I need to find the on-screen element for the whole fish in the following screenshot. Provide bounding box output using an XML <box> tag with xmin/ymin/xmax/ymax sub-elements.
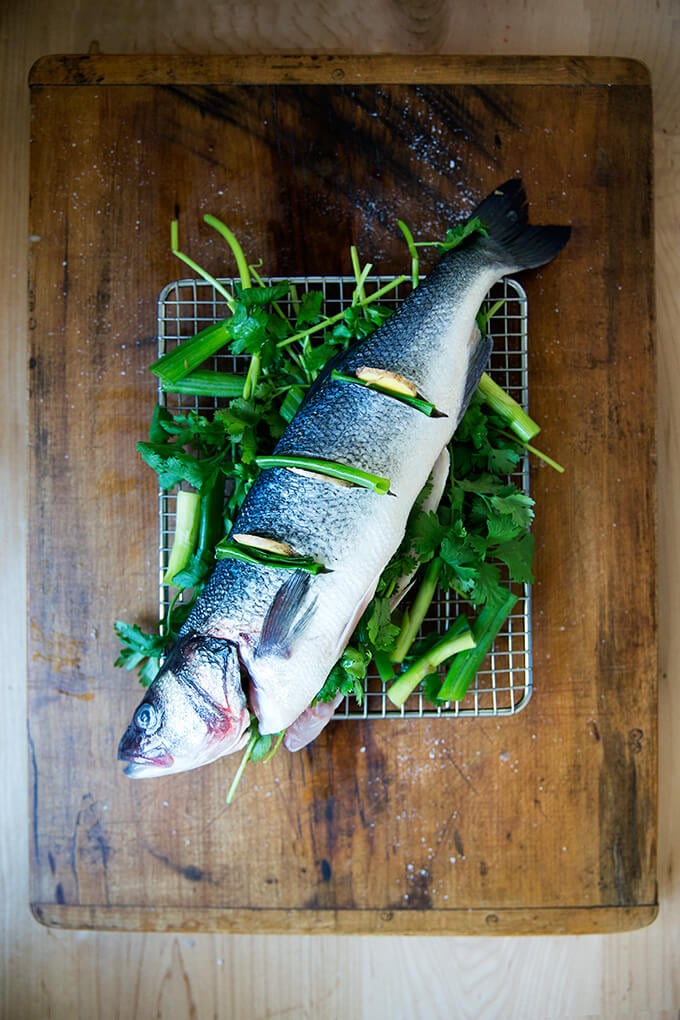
<box><xmin>118</xmin><ymin>179</ymin><xmax>570</xmax><ymax>778</ymax></box>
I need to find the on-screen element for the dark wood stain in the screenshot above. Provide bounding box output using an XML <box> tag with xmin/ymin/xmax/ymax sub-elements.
<box><xmin>146</xmin><ymin>846</ymin><xmax>214</xmax><ymax>885</ymax></box>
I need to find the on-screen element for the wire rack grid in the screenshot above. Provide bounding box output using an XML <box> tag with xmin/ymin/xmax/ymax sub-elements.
<box><xmin>156</xmin><ymin>274</ymin><xmax>533</xmax><ymax>720</ymax></box>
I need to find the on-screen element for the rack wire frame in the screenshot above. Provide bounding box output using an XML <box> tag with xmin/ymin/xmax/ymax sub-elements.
<box><xmin>156</xmin><ymin>275</ymin><xmax>533</xmax><ymax>720</ymax></box>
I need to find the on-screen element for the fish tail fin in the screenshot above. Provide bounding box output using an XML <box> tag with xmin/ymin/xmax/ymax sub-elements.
<box><xmin>473</xmin><ymin>178</ymin><xmax>571</xmax><ymax>271</ymax></box>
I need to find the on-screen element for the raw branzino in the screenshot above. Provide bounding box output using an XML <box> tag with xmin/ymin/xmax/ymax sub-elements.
<box><xmin>118</xmin><ymin>179</ymin><xmax>570</xmax><ymax>777</ymax></box>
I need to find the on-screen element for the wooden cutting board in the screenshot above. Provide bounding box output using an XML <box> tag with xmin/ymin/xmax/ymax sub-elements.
<box><xmin>27</xmin><ymin>54</ymin><xmax>657</xmax><ymax>935</ymax></box>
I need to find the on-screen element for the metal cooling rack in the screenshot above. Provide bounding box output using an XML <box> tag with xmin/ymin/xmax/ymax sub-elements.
<box><xmin>157</xmin><ymin>275</ymin><xmax>533</xmax><ymax>719</ymax></box>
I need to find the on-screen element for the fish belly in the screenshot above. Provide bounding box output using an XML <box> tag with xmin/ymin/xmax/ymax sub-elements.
<box><xmin>186</xmin><ymin>255</ymin><xmax>500</xmax><ymax>734</ymax></box>
<box><xmin>240</xmin><ymin>389</ymin><xmax>460</xmax><ymax>733</ymax></box>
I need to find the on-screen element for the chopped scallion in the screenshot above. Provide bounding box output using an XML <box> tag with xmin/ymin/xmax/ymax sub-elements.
<box><xmin>436</xmin><ymin>589</ymin><xmax>518</xmax><ymax>703</ymax></box>
<box><xmin>161</xmin><ymin>369</ymin><xmax>244</xmax><ymax>397</ymax></box>
<box><xmin>330</xmin><ymin>369</ymin><xmax>442</xmax><ymax>418</ymax></box>
<box><xmin>477</xmin><ymin>372</ymin><xmax>541</xmax><ymax>443</ymax></box>
<box><xmin>255</xmin><ymin>454</ymin><xmax>391</xmax><ymax>495</ymax></box>
<box><xmin>164</xmin><ymin>489</ymin><xmax>201</xmax><ymax>585</ymax></box>
<box><xmin>390</xmin><ymin>556</ymin><xmax>443</xmax><ymax>664</ymax></box>
<box><xmin>150</xmin><ymin>319</ymin><xmax>231</xmax><ymax>385</ymax></box>
<box><xmin>387</xmin><ymin>615</ymin><xmax>476</xmax><ymax>708</ymax></box>
<box><xmin>215</xmin><ymin>539</ymin><xmax>328</xmax><ymax>575</ymax></box>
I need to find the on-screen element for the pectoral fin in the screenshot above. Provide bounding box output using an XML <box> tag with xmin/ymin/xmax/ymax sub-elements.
<box><xmin>256</xmin><ymin>570</ymin><xmax>317</xmax><ymax>660</ymax></box>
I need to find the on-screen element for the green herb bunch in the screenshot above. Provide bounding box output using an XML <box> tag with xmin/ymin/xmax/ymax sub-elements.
<box><xmin>115</xmin><ymin>213</ymin><xmax>561</xmax><ymax>745</ymax></box>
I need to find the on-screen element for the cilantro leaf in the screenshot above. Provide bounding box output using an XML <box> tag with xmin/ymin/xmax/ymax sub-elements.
<box><xmin>422</xmin><ymin>672</ymin><xmax>444</xmax><ymax>705</ymax></box>
<box><xmin>236</xmin><ymin>280</ymin><xmax>291</xmax><ymax>307</ymax></box>
<box><xmin>315</xmin><ymin>645</ymin><xmax>369</xmax><ymax>704</ymax></box>
<box><xmin>250</xmin><ymin>732</ymin><xmax>274</xmax><ymax>762</ymax></box>
<box><xmin>439</xmin><ymin>531</ymin><xmax>481</xmax><ymax>595</ymax></box>
<box><xmin>486</xmin><ymin>443</ymin><xmax>522</xmax><ymax>475</ymax></box>
<box><xmin>494</xmin><ymin>532</ymin><xmax>535</xmax><ymax>584</ymax></box>
<box><xmin>489</xmin><ymin>490</ymin><xmax>535</xmax><ymax>530</ymax></box>
<box><xmin>229</xmin><ymin>304</ymin><xmax>271</xmax><ymax>355</ymax></box>
<box><xmin>454</xmin><ymin>401</ymin><xmax>489</xmax><ymax>449</ymax></box>
<box><xmin>149</xmin><ymin>403</ymin><xmax>174</xmax><ymax>443</ymax></box>
<box><xmin>437</xmin><ymin>216</ymin><xmax>488</xmax><ymax>253</ymax></box>
<box><xmin>135</xmin><ymin>442</ymin><xmax>224</xmax><ymax>492</ymax></box>
<box><xmin>365</xmin><ymin>596</ymin><xmax>400</xmax><ymax>652</ymax></box>
<box><xmin>411</xmin><ymin>509</ymin><xmax>447</xmax><ymax>561</ymax></box>
<box><xmin>296</xmin><ymin>289</ymin><xmax>324</xmax><ymax>326</ymax></box>
<box><xmin>113</xmin><ymin>621</ymin><xmax>167</xmax><ymax>687</ymax></box>
<box><xmin>469</xmin><ymin>560</ymin><xmax>504</xmax><ymax>606</ymax></box>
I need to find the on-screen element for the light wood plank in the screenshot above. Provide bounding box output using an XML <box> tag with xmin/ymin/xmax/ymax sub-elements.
<box><xmin>27</xmin><ymin>52</ymin><xmax>650</xmax><ymax>85</ymax></box>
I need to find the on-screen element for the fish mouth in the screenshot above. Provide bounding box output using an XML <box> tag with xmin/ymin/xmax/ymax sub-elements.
<box><xmin>122</xmin><ymin>761</ymin><xmax>168</xmax><ymax>778</ymax></box>
<box><xmin>117</xmin><ymin>746</ymin><xmax>175</xmax><ymax>776</ymax></box>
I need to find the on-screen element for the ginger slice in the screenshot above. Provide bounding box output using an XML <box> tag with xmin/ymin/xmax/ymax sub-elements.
<box><xmin>356</xmin><ymin>365</ymin><xmax>418</xmax><ymax>397</ymax></box>
<box><xmin>287</xmin><ymin>466</ymin><xmax>354</xmax><ymax>487</ymax></box>
<box><xmin>232</xmin><ymin>533</ymin><xmax>297</xmax><ymax>557</ymax></box>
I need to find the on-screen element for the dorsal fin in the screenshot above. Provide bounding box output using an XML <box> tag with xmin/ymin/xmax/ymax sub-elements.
<box><xmin>458</xmin><ymin>328</ymin><xmax>493</xmax><ymax>425</ymax></box>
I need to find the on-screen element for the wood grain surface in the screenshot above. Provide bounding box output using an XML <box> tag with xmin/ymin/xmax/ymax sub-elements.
<box><xmin>26</xmin><ymin>54</ymin><xmax>656</xmax><ymax>938</ymax></box>
<box><xmin>3</xmin><ymin>2</ymin><xmax>680</xmax><ymax>1018</ymax></box>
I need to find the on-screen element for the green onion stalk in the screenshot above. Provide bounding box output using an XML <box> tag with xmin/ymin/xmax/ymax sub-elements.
<box><xmin>477</xmin><ymin>372</ymin><xmax>541</xmax><ymax>444</ymax></box>
<box><xmin>276</xmin><ymin>277</ymin><xmax>407</xmax><ymax>351</ymax></box>
<box><xmin>150</xmin><ymin>319</ymin><xmax>232</xmax><ymax>386</ymax></box>
<box><xmin>215</xmin><ymin>539</ymin><xmax>327</xmax><ymax>575</ymax></box>
<box><xmin>387</xmin><ymin>615</ymin><xmax>476</xmax><ymax>708</ymax></box>
<box><xmin>390</xmin><ymin>556</ymin><xmax>443</xmax><ymax>664</ymax></box>
<box><xmin>255</xmin><ymin>454</ymin><xmax>391</xmax><ymax>495</ymax></box>
<box><xmin>437</xmin><ymin>589</ymin><xmax>518</xmax><ymax>703</ymax></box>
<box><xmin>161</xmin><ymin>369</ymin><xmax>244</xmax><ymax>398</ymax></box>
<box><xmin>330</xmin><ymin>370</ymin><xmax>440</xmax><ymax>417</ymax></box>
<box><xmin>202</xmin><ymin>214</ymin><xmax>262</xmax><ymax>401</ymax></box>
<box><xmin>163</xmin><ymin>489</ymin><xmax>201</xmax><ymax>585</ymax></box>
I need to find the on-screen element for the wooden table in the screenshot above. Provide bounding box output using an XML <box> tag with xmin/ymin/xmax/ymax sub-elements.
<box><xmin>27</xmin><ymin>54</ymin><xmax>657</xmax><ymax>935</ymax></box>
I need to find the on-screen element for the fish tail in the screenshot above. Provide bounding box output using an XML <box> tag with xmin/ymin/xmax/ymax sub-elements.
<box><xmin>473</xmin><ymin>178</ymin><xmax>571</xmax><ymax>271</ymax></box>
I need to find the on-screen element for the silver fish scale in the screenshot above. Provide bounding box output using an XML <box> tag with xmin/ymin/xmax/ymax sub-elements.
<box><xmin>339</xmin><ymin>247</ymin><xmax>491</xmax><ymax>394</ymax></box>
<box><xmin>234</xmin><ymin>467</ymin><xmax>380</xmax><ymax>565</ymax></box>
<box><xmin>272</xmin><ymin>377</ymin><xmax>423</xmax><ymax>479</ymax></box>
<box><xmin>157</xmin><ymin>275</ymin><xmax>533</xmax><ymax>721</ymax></box>
<box><xmin>178</xmin><ymin>555</ymin><xmax>282</xmax><ymax>644</ymax></box>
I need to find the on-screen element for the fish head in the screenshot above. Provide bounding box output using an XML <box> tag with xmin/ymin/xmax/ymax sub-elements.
<box><xmin>118</xmin><ymin>634</ymin><xmax>251</xmax><ymax>778</ymax></box>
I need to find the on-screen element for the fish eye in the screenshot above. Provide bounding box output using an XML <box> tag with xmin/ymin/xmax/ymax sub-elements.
<box><xmin>134</xmin><ymin>703</ymin><xmax>160</xmax><ymax>734</ymax></box>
